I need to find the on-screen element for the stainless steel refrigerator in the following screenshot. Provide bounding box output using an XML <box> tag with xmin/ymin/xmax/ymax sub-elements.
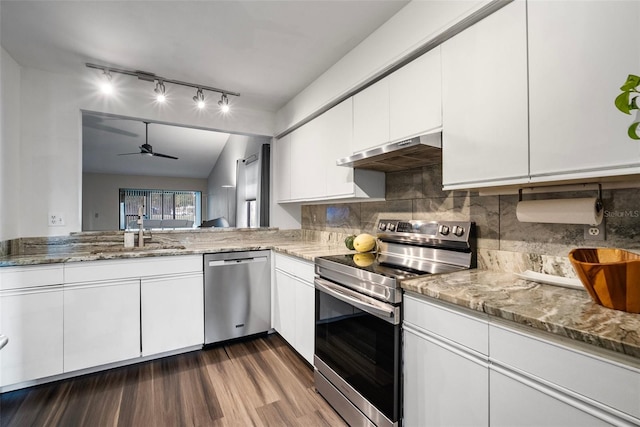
<box><xmin>235</xmin><ymin>144</ymin><xmax>270</xmax><ymax>228</ymax></box>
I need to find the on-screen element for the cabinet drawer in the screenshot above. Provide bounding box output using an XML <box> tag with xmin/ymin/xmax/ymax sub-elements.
<box><xmin>64</xmin><ymin>255</ymin><xmax>202</xmax><ymax>283</ymax></box>
<box><xmin>274</xmin><ymin>253</ymin><xmax>314</xmax><ymax>282</ymax></box>
<box><xmin>490</xmin><ymin>323</ymin><xmax>640</xmax><ymax>420</ymax></box>
<box><xmin>0</xmin><ymin>264</ymin><xmax>64</xmax><ymax>290</ymax></box>
<box><xmin>404</xmin><ymin>293</ymin><xmax>488</xmax><ymax>355</ymax></box>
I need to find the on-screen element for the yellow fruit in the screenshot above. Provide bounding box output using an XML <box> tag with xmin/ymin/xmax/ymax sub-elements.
<box><xmin>353</xmin><ymin>252</ymin><xmax>376</xmax><ymax>267</ymax></box>
<box><xmin>353</xmin><ymin>233</ymin><xmax>376</xmax><ymax>253</ymax></box>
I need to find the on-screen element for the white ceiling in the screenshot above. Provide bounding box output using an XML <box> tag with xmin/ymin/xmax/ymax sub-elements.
<box><xmin>0</xmin><ymin>0</ymin><xmax>409</xmax><ymax>112</ymax></box>
<box><xmin>2</xmin><ymin>0</ymin><xmax>408</xmax><ymax>178</ymax></box>
<box><xmin>82</xmin><ymin>112</ymin><xmax>232</xmax><ymax>178</ymax></box>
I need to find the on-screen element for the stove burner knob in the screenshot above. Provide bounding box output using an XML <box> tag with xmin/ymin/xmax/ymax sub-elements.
<box><xmin>452</xmin><ymin>225</ymin><xmax>465</xmax><ymax>237</ymax></box>
<box><xmin>379</xmin><ymin>222</ymin><xmax>387</xmax><ymax>231</ymax></box>
<box><xmin>387</xmin><ymin>222</ymin><xmax>396</xmax><ymax>232</ymax></box>
<box><xmin>438</xmin><ymin>225</ymin><xmax>450</xmax><ymax>235</ymax></box>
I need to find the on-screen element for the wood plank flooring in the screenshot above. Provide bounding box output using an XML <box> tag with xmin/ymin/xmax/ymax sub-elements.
<box><xmin>0</xmin><ymin>333</ymin><xmax>347</xmax><ymax>427</ymax></box>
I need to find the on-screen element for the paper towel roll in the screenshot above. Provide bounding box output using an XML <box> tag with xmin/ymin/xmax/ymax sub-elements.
<box><xmin>516</xmin><ymin>197</ymin><xmax>603</xmax><ymax>225</ymax></box>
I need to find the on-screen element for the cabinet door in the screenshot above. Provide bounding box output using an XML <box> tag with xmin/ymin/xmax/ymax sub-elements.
<box><xmin>290</xmin><ymin>120</ymin><xmax>325</xmax><ymax>200</ymax></box>
<box><xmin>0</xmin><ymin>286</ymin><xmax>63</xmax><ymax>387</ymax></box>
<box><xmin>323</xmin><ymin>98</ymin><xmax>356</xmax><ymax>198</ymax></box>
<box><xmin>490</xmin><ymin>369</ymin><xmax>608</xmax><ymax>426</ymax></box>
<box><xmin>403</xmin><ymin>325</ymin><xmax>488</xmax><ymax>427</ymax></box>
<box><xmin>274</xmin><ymin>134</ymin><xmax>291</xmax><ymax>202</ymax></box>
<box><xmin>442</xmin><ymin>0</ymin><xmax>529</xmax><ymax>189</ymax></box>
<box><xmin>141</xmin><ymin>273</ymin><xmax>204</xmax><ymax>356</ymax></box>
<box><xmin>64</xmin><ymin>280</ymin><xmax>140</xmax><ymax>372</ymax></box>
<box><xmin>528</xmin><ymin>1</ymin><xmax>640</xmax><ymax>180</ymax></box>
<box><xmin>294</xmin><ymin>277</ymin><xmax>315</xmax><ymax>365</ymax></box>
<box><xmin>272</xmin><ymin>270</ymin><xmax>296</xmax><ymax>346</ymax></box>
<box><xmin>353</xmin><ymin>78</ymin><xmax>390</xmax><ymax>153</ymax></box>
<box><xmin>390</xmin><ymin>47</ymin><xmax>442</xmax><ymax>141</ymax></box>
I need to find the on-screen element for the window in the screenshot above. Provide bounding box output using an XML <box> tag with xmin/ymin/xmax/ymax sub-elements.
<box><xmin>119</xmin><ymin>189</ymin><xmax>201</xmax><ymax>230</ymax></box>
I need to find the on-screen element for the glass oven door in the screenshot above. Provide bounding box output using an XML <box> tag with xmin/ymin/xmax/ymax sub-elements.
<box><xmin>314</xmin><ymin>277</ymin><xmax>401</xmax><ymax>423</ymax></box>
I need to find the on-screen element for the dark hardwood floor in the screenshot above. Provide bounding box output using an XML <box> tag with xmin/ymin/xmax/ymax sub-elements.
<box><xmin>0</xmin><ymin>334</ymin><xmax>347</xmax><ymax>427</ymax></box>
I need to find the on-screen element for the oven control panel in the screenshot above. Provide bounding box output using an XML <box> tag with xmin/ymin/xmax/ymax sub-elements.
<box><xmin>377</xmin><ymin>219</ymin><xmax>474</xmax><ymax>243</ymax></box>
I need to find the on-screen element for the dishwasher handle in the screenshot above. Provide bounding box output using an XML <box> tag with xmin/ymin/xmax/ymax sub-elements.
<box><xmin>208</xmin><ymin>256</ymin><xmax>269</xmax><ymax>267</ymax></box>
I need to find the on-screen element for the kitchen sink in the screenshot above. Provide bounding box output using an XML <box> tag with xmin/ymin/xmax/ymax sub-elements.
<box><xmin>89</xmin><ymin>244</ymin><xmax>186</xmax><ymax>254</ymax></box>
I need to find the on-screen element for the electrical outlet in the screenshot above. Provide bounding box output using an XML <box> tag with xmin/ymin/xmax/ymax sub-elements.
<box><xmin>584</xmin><ymin>222</ymin><xmax>605</xmax><ymax>241</ymax></box>
<box><xmin>48</xmin><ymin>213</ymin><xmax>65</xmax><ymax>226</ymax></box>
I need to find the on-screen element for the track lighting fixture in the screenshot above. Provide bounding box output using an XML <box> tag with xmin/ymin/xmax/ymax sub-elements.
<box><xmin>218</xmin><ymin>93</ymin><xmax>230</xmax><ymax>113</ymax></box>
<box><xmin>100</xmin><ymin>69</ymin><xmax>113</xmax><ymax>95</ymax></box>
<box><xmin>193</xmin><ymin>88</ymin><xmax>205</xmax><ymax>109</ymax></box>
<box><xmin>154</xmin><ymin>80</ymin><xmax>166</xmax><ymax>103</ymax></box>
<box><xmin>86</xmin><ymin>63</ymin><xmax>239</xmax><ymax>113</ymax></box>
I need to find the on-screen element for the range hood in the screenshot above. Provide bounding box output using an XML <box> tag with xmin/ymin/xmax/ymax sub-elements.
<box><xmin>337</xmin><ymin>130</ymin><xmax>442</xmax><ymax>172</ymax></box>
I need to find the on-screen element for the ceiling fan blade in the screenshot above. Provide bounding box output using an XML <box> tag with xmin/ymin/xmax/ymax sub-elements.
<box><xmin>152</xmin><ymin>152</ymin><xmax>179</xmax><ymax>160</ymax></box>
<box><xmin>118</xmin><ymin>152</ymin><xmax>142</xmax><ymax>156</ymax></box>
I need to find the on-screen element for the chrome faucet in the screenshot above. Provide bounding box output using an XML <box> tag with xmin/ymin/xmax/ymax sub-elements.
<box><xmin>137</xmin><ymin>205</ymin><xmax>144</xmax><ymax>247</ymax></box>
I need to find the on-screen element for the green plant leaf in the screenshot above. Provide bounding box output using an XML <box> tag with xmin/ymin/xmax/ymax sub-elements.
<box><xmin>615</xmin><ymin>91</ymin><xmax>632</xmax><ymax>114</ymax></box>
<box><xmin>620</xmin><ymin>74</ymin><xmax>640</xmax><ymax>91</ymax></box>
<box><xmin>631</xmin><ymin>96</ymin><xmax>639</xmax><ymax>110</ymax></box>
<box><xmin>628</xmin><ymin>122</ymin><xmax>640</xmax><ymax>140</ymax></box>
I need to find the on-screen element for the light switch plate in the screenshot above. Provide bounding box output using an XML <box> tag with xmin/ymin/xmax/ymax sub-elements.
<box><xmin>48</xmin><ymin>212</ymin><xmax>65</xmax><ymax>226</ymax></box>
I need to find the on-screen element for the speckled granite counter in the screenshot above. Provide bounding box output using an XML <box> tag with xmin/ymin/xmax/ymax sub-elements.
<box><xmin>0</xmin><ymin>229</ymin><xmax>352</xmax><ymax>267</ymax></box>
<box><xmin>402</xmin><ymin>269</ymin><xmax>640</xmax><ymax>361</ymax></box>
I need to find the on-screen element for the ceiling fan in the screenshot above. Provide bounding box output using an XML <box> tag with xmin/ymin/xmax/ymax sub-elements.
<box><xmin>118</xmin><ymin>121</ymin><xmax>178</xmax><ymax>160</ymax></box>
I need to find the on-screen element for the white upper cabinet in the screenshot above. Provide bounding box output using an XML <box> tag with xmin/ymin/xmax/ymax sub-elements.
<box><xmin>353</xmin><ymin>78</ymin><xmax>390</xmax><ymax>153</ymax></box>
<box><xmin>442</xmin><ymin>0</ymin><xmax>529</xmax><ymax>189</ymax></box>
<box><xmin>290</xmin><ymin>117</ymin><xmax>325</xmax><ymax>200</ymax></box>
<box><xmin>528</xmin><ymin>1</ymin><xmax>640</xmax><ymax>181</ymax></box>
<box><xmin>276</xmin><ymin>98</ymin><xmax>384</xmax><ymax>203</ymax></box>
<box><xmin>274</xmin><ymin>134</ymin><xmax>291</xmax><ymax>202</ymax></box>
<box><xmin>353</xmin><ymin>48</ymin><xmax>443</xmax><ymax>155</ymax></box>
<box><xmin>389</xmin><ymin>47</ymin><xmax>442</xmax><ymax>141</ymax></box>
<box><xmin>322</xmin><ymin>98</ymin><xmax>356</xmax><ymax>197</ymax></box>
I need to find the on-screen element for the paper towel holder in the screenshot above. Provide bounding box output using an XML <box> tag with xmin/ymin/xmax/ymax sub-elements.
<box><xmin>516</xmin><ymin>183</ymin><xmax>604</xmax><ymax>226</ymax></box>
<box><xmin>518</xmin><ymin>183</ymin><xmax>602</xmax><ymax>204</ymax></box>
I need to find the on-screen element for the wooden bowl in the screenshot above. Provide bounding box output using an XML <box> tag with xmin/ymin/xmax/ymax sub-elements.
<box><xmin>569</xmin><ymin>248</ymin><xmax>640</xmax><ymax>313</ymax></box>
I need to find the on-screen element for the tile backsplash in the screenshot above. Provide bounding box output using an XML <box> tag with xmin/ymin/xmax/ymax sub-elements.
<box><xmin>301</xmin><ymin>164</ymin><xmax>640</xmax><ymax>273</ymax></box>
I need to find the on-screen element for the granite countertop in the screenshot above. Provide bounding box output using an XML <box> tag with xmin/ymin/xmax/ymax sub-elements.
<box><xmin>0</xmin><ymin>239</ymin><xmax>352</xmax><ymax>267</ymax></box>
<box><xmin>402</xmin><ymin>269</ymin><xmax>640</xmax><ymax>361</ymax></box>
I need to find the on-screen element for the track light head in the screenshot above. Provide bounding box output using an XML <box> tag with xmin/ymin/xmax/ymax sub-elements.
<box><xmin>193</xmin><ymin>88</ymin><xmax>205</xmax><ymax>109</ymax></box>
<box><xmin>218</xmin><ymin>93</ymin><xmax>230</xmax><ymax>113</ymax></box>
<box><xmin>100</xmin><ymin>69</ymin><xmax>113</xmax><ymax>95</ymax></box>
<box><xmin>154</xmin><ymin>80</ymin><xmax>166</xmax><ymax>103</ymax></box>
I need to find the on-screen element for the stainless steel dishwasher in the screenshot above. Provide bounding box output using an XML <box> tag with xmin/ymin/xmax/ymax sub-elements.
<box><xmin>203</xmin><ymin>250</ymin><xmax>271</xmax><ymax>344</ymax></box>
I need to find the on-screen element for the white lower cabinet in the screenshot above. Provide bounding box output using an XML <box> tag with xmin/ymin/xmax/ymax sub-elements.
<box><xmin>272</xmin><ymin>253</ymin><xmax>315</xmax><ymax>364</ymax></box>
<box><xmin>0</xmin><ymin>285</ymin><xmax>64</xmax><ymax>387</ymax></box>
<box><xmin>403</xmin><ymin>293</ymin><xmax>489</xmax><ymax>427</ymax></box>
<box><xmin>141</xmin><ymin>273</ymin><xmax>204</xmax><ymax>356</ymax></box>
<box><xmin>63</xmin><ymin>279</ymin><xmax>141</xmax><ymax>372</ymax></box>
<box><xmin>403</xmin><ymin>295</ymin><xmax>640</xmax><ymax>427</ymax></box>
<box><xmin>489</xmin><ymin>369</ymin><xmax>607</xmax><ymax>427</ymax></box>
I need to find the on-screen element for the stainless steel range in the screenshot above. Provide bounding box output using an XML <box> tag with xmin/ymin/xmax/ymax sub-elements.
<box><xmin>314</xmin><ymin>219</ymin><xmax>476</xmax><ymax>427</ymax></box>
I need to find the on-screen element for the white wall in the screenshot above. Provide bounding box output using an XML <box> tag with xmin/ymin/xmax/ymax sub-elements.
<box><xmin>206</xmin><ymin>134</ymin><xmax>268</xmax><ymax>227</ymax></box>
<box><xmin>82</xmin><ymin>172</ymin><xmax>208</xmax><ymax>231</ymax></box>
<box><xmin>275</xmin><ymin>0</ymin><xmax>489</xmax><ymax>134</ymax></box>
<box><xmin>1</xmin><ymin>48</ymin><xmax>22</xmax><ymax>241</ymax></box>
<box><xmin>6</xmin><ymin>63</ymin><xmax>276</xmax><ymax>238</ymax></box>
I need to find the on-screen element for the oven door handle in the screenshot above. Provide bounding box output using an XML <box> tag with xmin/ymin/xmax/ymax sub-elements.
<box><xmin>314</xmin><ymin>277</ymin><xmax>400</xmax><ymax>325</ymax></box>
